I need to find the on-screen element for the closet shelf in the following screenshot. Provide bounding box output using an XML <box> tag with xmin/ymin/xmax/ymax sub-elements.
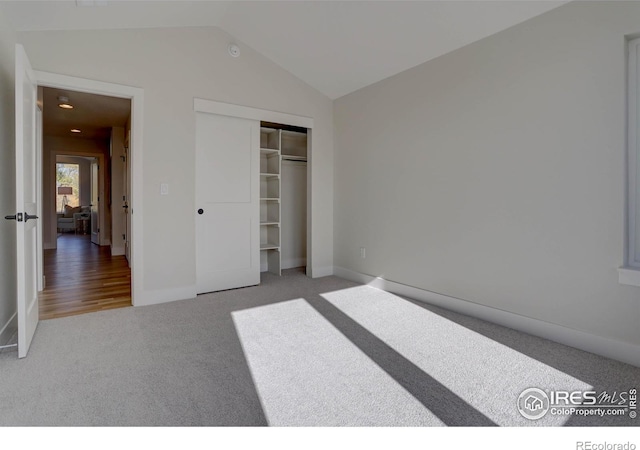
<box><xmin>260</xmin><ymin>148</ymin><xmax>279</xmax><ymax>154</ymax></box>
<box><xmin>260</xmin><ymin>221</ymin><xmax>280</xmax><ymax>226</ymax></box>
<box><xmin>260</xmin><ymin>173</ymin><xmax>280</xmax><ymax>178</ymax></box>
<box><xmin>281</xmin><ymin>155</ymin><xmax>307</xmax><ymax>162</ymax></box>
<box><xmin>260</xmin><ymin>198</ymin><xmax>280</xmax><ymax>202</ymax></box>
<box><xmin>260</xmin><ymin>243</ymin><xmax>280</xmax><ymax>251</ymax></box>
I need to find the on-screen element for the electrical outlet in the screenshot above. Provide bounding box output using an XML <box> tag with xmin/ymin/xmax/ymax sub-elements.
<box><xmin>160</xmin><ymin>183</ymin><xmax>169</xmax><ymax>195</ymax></box>
<box><xmin>360</xmin><ymin>247</ymin><xmax>366</xmax><ymax>259</ymax></box>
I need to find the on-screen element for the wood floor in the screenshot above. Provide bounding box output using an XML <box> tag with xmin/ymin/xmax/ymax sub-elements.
<box><xmin>39</xmin><ymin>234</ymin><xmax>131</xmax><ymax>320</ymax></box>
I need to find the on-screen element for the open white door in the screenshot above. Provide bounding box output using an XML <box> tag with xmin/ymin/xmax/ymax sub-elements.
<box><xmin>195</xmin><ymin>113</ymin><xmax>260</xmax><ymax>293</ymax></box>
<box><xmin>14</xmin><ymin>44</ymin><xmax>39</xmax><ymax>358</ymax></box>
<box><xmin>90</xmin><ymin>159</ymin><xmax>99</xmax><ymax>245</ymax></box>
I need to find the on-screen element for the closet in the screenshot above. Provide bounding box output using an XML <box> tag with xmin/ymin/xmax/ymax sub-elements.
<box><xmin>194</xmin><ymin>101</ymin><xmax>311</xmax><ymax>294</ymax></box>
<box><xmin>259</xmin><ymin>122</ymin><xmax>307</xmax><ymax>276</ymax></box>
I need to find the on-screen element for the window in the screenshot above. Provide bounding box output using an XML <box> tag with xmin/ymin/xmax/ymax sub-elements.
<box><xmin>621</xmin><ymin>37</ymin><xmax>640</xmax><ymax>286</ymax></box>
<box><xmin>56</xmin><ymin>163</ymin><xmax>80</xmax><ymax>213</ymax></box>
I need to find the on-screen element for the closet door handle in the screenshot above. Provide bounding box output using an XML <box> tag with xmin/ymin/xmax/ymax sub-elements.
<box><xmin>197</xmin><ymin>208</ymin><xmax>204</xmax><ymax>215</ymax></box>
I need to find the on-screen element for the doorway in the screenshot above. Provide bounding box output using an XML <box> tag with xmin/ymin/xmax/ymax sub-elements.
<box><xmin>38</xmin><ymin>84</ymin><xmax>134</xmax><ymax>318</ymax></box>
<box><xmin>11</xmin><ymin>48</ymin><xmax>144</xmax><ymax>357</ymax></box>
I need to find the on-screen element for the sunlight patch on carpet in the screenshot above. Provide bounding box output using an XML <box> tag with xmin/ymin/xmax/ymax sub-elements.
<box><xmin>321</xmin><ymin>286</ymin><xmax>591</xmax><ymax>426</ymax></box>
<box><xmin>232</xmin><ymin>298</ymin><xmax>444</xmax><ymax>426</ymax></box>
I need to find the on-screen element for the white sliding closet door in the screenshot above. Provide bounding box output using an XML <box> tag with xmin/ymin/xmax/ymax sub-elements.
<box><xmin>195</xmin><ymin>113</ymin><xmax>260</xmax><ymax>293</ymax></box>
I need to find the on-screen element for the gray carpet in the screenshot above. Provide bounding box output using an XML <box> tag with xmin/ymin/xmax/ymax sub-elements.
<box><xmin>0</xmin><ymin>269</ymin><xmax>638</xmax><ymax>426</ymax></box>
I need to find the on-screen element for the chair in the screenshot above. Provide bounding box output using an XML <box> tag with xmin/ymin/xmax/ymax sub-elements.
<box><xmin>57</xmin><ymin>206</ymin><xmax>90</xmax><ymax>233</ymax></box>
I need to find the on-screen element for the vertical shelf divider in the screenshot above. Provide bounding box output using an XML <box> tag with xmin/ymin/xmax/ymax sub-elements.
<box><xmin>259</xmin><ymin>126</ymin><xmax>282</xmax><ymax>276</ymax></box>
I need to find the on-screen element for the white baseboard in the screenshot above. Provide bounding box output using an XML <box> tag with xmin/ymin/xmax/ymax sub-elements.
<box><xmin>135</xmin><ymin>285</ymin><xmax>197</xmax><ymax>307</ymax></box>
<box><xmin>333</xmin><ymin>266</ymin><xmax>640</xmax><ymax>368</ymax></box>
<box><xmin>618</xmin><ymin>266</ymin><xmax>640</xmax><ymax>287</ymax></box>
<box><xmin>309</xmin><ymin>265</ymin><xmax>334</xmax><ymax>278</ymax></box>
<box><xmin>111</xmin><ymin>245</ymin><xmax>125</xmax><ymax>256</ymax></box>
<box><xmin>0</xmin><ymin>312</ymin><xmax>17</xmax><ymax>346</ymax></box>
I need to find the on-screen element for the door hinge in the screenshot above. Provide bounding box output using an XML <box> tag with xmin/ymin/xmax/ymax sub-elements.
<box><xmin>123</xmin><ymin>234</ymin><xmax>126</xmax><ymax>241</ymax></box>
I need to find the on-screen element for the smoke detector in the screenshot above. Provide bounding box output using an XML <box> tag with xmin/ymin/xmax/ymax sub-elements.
<box><xmin>228</xmin><ymin>44</ymin><xmax>240</xmax><ymax>58</ymax></box>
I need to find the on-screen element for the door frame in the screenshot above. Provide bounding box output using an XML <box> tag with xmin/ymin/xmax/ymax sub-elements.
<box><xmin>35</xmin><ymin>71</ymin><xmax>144</xmax><ymax>306</ymax></box>
<box><xmin>193</xmin><ymin>98</ymin><xmax>316</xmax><ymax>277</ymax></box>
<box><xmin>36</xmin><ymin>107</ymin><xmax>43</xmax><ymax>292</ymax></box>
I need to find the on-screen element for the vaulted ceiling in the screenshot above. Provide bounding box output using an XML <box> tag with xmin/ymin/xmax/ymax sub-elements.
<box><xmin>1</xmin><ymin>0</ymin><xmax>568</xmax><ymax>99</ymax></box>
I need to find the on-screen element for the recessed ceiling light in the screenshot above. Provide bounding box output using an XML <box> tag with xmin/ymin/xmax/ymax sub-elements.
<box><xmin>70</xmin><ymin>129</ymin><xmax>81</xmax><ymax>133</ymax></box>
<box><xmin>58</xmin><ymin>96</ymin><xmax>73</xmax><ymax>109</ymax></box>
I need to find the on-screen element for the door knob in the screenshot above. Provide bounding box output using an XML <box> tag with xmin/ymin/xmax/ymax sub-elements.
<box><xmin>24</xmin><ymin>213</ymin><xmax>38</xmax><ymax>222</ymax></box>
<box><xmin>197</xmin><ymin>209</ymin><xmax>204</xmax><ymax>215</ymax></box>
<box><xmin>4</xmin><ymin>213</ymin><xmax>23</xmax><ymax>222</ymax></box>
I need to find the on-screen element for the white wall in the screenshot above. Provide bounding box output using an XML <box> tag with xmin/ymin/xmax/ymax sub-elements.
<box><xmin>18</xmin><ymin>26</ymin><xmax>334</xmax><ymax>301</ymax></box>
<box><xmin>334</xmin><ymin>1</ymin><xmax>640</xmax><ymax>349</ymax></box>
<box><xmin>0</xmin><ymin>10</ymin><xmax>16</xmax><ymax>345</ymax></box>
<box><xmin>281</xmin><ymin>160</ymin><xmax>307</xmax><ymax>269</ymax></box>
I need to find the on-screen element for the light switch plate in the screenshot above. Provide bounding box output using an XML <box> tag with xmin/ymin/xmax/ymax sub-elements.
<box><xmin>160</xmin><ymin>183</ymin><xmax>169</xmax><ymax>195</ymax></box>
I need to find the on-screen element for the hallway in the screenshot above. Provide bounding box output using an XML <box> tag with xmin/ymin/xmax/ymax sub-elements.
<box><xmin>39</xmin><ymin>234</ymin><xmax>131</xmax><ymax>320</ymax></box>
